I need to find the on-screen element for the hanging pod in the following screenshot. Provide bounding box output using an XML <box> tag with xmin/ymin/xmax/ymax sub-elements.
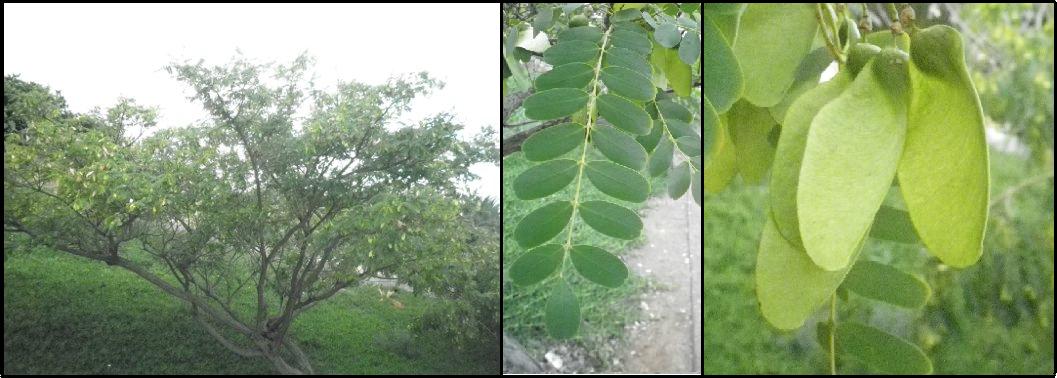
<box><xmin>797</xmin><ymin>48</ymin><xmax>910</xmax><ymax>271</ymax></box>
<box><xmin>899</xmin><ymin>25</ymin><xmax>990</xmax><ymax>268</ymax></box>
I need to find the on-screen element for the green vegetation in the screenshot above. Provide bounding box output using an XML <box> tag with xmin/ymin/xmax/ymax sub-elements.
<box><xmin>502</xmin><ymin>152</ymin><xmax>656</xmax><ymax>367</ymax></box>
<box><xmin>704</xmin><ymin>149</ymin><xmax>1054</xmax><ymax>374</ymax></box>
<box><xmin>3</xmin><ymin>244</ymin><xmax>496</xmax><ymax>374</ymax></box>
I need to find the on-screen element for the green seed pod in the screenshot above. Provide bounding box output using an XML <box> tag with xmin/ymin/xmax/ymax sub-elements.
<box><xmin>846</xmin><ymin>42</ymin><xmax>881</xmax><ymax>77</ymax></box>
<box><xmin>909</xmin><ymin>25</ymin><xmax>962</xmax><ymax>80</ymax></box>
<box><xmin>872</xmin><ymin>47</ymin><xmax>910</xmax><ymax>102</ymax></box>
<box><xmin>569</xmin><ymin>15</ymin><xmax>589</xmax><ymax>27</ymax></box>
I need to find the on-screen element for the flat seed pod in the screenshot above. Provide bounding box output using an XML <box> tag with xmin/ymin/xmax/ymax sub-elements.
<box><xmin>667</xmin><ymin>161</ymin><xmax>692</xmax><ymax>198</ymax></box>
<box><xmin>601</xmin><ymin>66</ymin><xmax>656</xmax><ymax>102</ymax></box>
<box><xmin>798</xmin><ymin>50</ymin><xmax>909</xmax><ymax>271</ymax></box>
<box><xmin>585</xmin><ymin>160</ymin><xmax>650</xmax><ymax>203</ymax></box>
<box><xmin>703</xmin><ymin>116</ymin><xmax>737</xmax><ymax>193</ymax></box>
<box><xmin>604</xmin><ymin>46</ymin><xmax>653</xmax><ymax>79</ymax></box>
<box><xmin>558</xmin><ymin>26</ymin><xmax>603</xmax><ymax>45</ymax></box>
<box><xmin>514</xmin><ymin>159</ymin><xmax>578</xmax><ymax>200</ymax></box>
<box><xmin>836</xmin><ymin>323</ymin><xmax>933</xmax><ymax>374</ymax></box>
<box><xmin>648</xmin><ymin>134</ymin><xmax>674</xmax><ymax>178</ymax></box>
<box><xmin>733</xmin><ymin>4</ymin><xmax>818</xmax><ymax>107</ymax></box>
<box><xmin>703</xmin><ymin>4</ymin><xmax>744</xmax><ymax>45</ymax></box>
<box><xmin>543</xmin><ymin>40</ymin><xmax>602</xmax><ymax>66</ymax></box>
<box><xmin>592</xmin><ymin>125</ymin><xmax>648</xmax><ymax>171</ymax></box>
<box><xmin>869</xmin><ymin>206</ymin><xmax>920</xmax><ymax>244</ymax></box>
<box><xmin>535</xmin><ymin>62</ymin><xmax>594</xmax><ymax>91</ymax></box>
<box><xmin>570</xmin><ymin>245</ymin><xmax>629</xmax><ymax>287</ymax></box>
<box><xmin>597</xmin><ymin>94</ymin><xmax>652</xmax><ymax>135</ymax></box>
<box><xmin>703</xmin><ymin>15</ymin><xmax>743</xmax><ymax>113</ymax></box>
<box><xmin>522</xmin><ymin>123</ymin><xmax>585</xmax><ymax>161</ymax></box>
<box><xmin>523</xmin><ymin>88</ymin><xmax>590</xmax><ymax>120</ymax></box>
<box><xmin>727</xmin><ymin>100</ymin><xmax>777</xmax><ymax>184</ymax></box>
<box><xmin>756</xmin><ymin>215</ymin><xmax>867</xmax><ymax>330</ymax></box>
<box><xmin>545</xmin><ymin>279</ymin><xmax>580</xmax><ymax>339</ymax></box>
<box><xmin>509</xmin><ymin>244</ymin><xmax>564</xmax><ymax>286</ymax></box>
<box><xmin>578</xmin><ymin>200</ymin><xmax>642</xmax><ymax>240</ymax></box>
<box><xmin>770</xmin><ymin>73</ymin><xmax>852</xmax><ymax>248</ymax></box>
<box><xmin>703</xmin><ymin>97</ymin><xmax>717</xmax><ymax>158</ymax></box>
<box><xmin>843</xmin><ymin>260</ymin><xmax>930</xmax><ymax>308</ymax></box>
<box><xmin>899</xmin><ymin>25</ymin><xmax>989</xmax><ymax>268</ymax></box>
<box><xmin>515</xmin><ymin>201</ymin><xmax>574</xmax><ymax>248</ymax></box>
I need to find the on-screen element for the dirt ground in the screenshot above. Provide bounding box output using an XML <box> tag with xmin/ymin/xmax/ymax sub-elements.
<box><xmin>502</xmin><ymin>194</ymin><xmax>702</xmax><ymax>374</ymax></box>
<box><xmin>615</xmin><ymin>193</ymin><xmax>702</xmax><ymax>373</ymax></box>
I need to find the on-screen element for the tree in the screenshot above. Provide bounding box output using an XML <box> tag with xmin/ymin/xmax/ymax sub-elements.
<box><xmin>4</xmin><ymin>54</ymin><xmax>495</xmax><ymax>374</ymax></box>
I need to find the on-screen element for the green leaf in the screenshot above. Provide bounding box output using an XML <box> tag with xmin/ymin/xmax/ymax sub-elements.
<box><xmin>677</xmin><ymin>30</ymin><xmax>700</xmax><ymax>65</ymax></box>
<box><xmin>610</xmin><ymin>8</ymin><xmax>642</xmax><ymax>23</ymax></box>
<box><xmin>514</xmin><ymin>159</ymin><xmax>579</xmax><ymax>200</ymax></box>
<box><xmin>726</xmin><ymin>100</ymin><xmax>776</xmax><ymax>184</ymax></box>
<box><xmin>604</xmin><ymin>46</ymin><xmax>653</xmax><ymax>79</ymax></box>
<box><xmin>592</xmin><ymin>125</ymin><xmax>648</xmax><ymax>170</ymax></box>
<box><xmin>533</xmin><ymin>5</ymin><xmax>555</xmax><ymax>36</ymax></box>
<box><xmin>601</xmin><ymin>66</ymin><xmax>656</xmax><ymax>102</ymax></box>
<box><xmin>869</xmin><ymin>206</ymin><xmax>920</xmax><ymax>244</ymax></box>
<box><xmin>597</xmin><ymin>94</ymin><xmax>652</xmax><ymax>135</ymax></box>
<box><xmin>663</xmin><ymin>48</ymin><xmax>692</xmax><ymax>97</ymax></box>
<box><xmin>654</xmin><ymin>23</ymin><xmax>681</xmax><ymax>48</ymax></box>
<box><xmin>523</xmin><ymin>88</ymin><xmax>590</xmax><ymax>120</ymax></box>
<box><xmin>703</xmin><ymin>3</ymin><xmax>744</xmax><ymax>14</ymax></box>
<box><xmin>733</xmin><ymin>4</ymin><xmax>818</xmax><ymax>107</ymax></box>
<box><xmin>535</xmin><ymin>63</ymin><xmax>595</xmax><ymax>91</ymax></box>
<box><xmin>843</xmin><ymin>261</ymin><xmax>930</xmax><ymax>308</ymax></box>
<box><xmin>570</xmin><ymin>245</ymin><xmax>629</xmax><ymax>287</ymax></box>
<box><xmin>702</xmin><ymin>15</ymin><xmax>741</xmax><ymax>112</ymax></box>
<box><xmin>635</xmin><ymin>116</ymin><xmax>664</xmax><ymax>153</ymax></box>
<box><xmin>543</xmin><ymin>40</ymin><xmax>601</xmax><ymax>66</ymax></box>
<box><xmin>667</xmin><ymin>161</ymin><xmax>691</xmax><ymax>198</ymax></box>
<box><xmin>509</xmin><ymin>244</ymin><xmax>564</xmax><ymax>286</ymax></box>
<box><xmin>836</xmin><ymin>323</ymin><xmax>933</xmax><ymax>374</ymax></box>
<box><xmin>768</xmin><ymin>47</ymin><xmax>834</xmax><ymax>122</ymax></box>
<box><xmin>648</xmin><ymin>134</ymin><xmax>674</xmax><ymax>177</ymax></box>
<box><xmin>691</xmin><ymin>170</ymin><xmax>701</xmax><ymax>205</ymax></box>
<box><xmin>558</xmin><ymin>26</ymin><xmax>604</xmax><ymax>45</ymax></box>
<box><xmin>522</xmin><ymin>123</ymin><xmax>585</xmax><ymax>161</ymax></box>
<box><xmin>675</xmin><ymin>136</ymin><xmax>701</xmax><ymax>157</ymax></box>
<box><xmin>545</xmin><ymin>279</ymin><xmax>580</xmax><ymax>338</ymax></box>
<box><xmin>578</xmin><ymin>200</ymin><xmax>642</xmax><ymax>240</ymax></box>
<box><xmin>515</xmin><ymin>201</ymin><xmax>574</xmax><ymax>248</ymax></box>
<box><xmin>610</xmin><ymin>28</ymin><xmax>652</xmax><ymax>56</ymax></box>
<box><xmin>756</xmin><ymin>215</ymin><xmax>866</xmax><ymax>330</ymax></box>
<box><xmin>656</xmin><ymin>99</ymin><xmax>693</xmax><ymax>123</ymax></box>
<box><xmin>585</xmin><ymin>160</ymin><xmax>650</xmax><ymax>203</ymax></box>
<box><xmin>664</xmin><ymin>118</ymin><xmax>697</xmax><ymax>140</ymax></box>
<box><xmin>798</xmin><ymin>50</ymin><xmax>909</xmax><ymax>271</ymax></box>
<box><xmin>899</xmin><ymin>25</ymin><xmax>989</xmax><ymax>268</ymax></box>
<box><xmin>770</xmin><ymin>73</ymin><xmax>852</xmax><ymax>248</ymax></box>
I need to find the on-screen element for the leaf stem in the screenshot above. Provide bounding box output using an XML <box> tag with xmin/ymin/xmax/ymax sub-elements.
<box><xmin>815</xmin><ymin>3</ymin><xmax>846</xmax><ymax>65</ymax></box>
<box><xmin>560</xmin><ymin>27</ymin><xmax>613</xmax><ymax>265</ymax></box>
<box><xmin>829</xmin><ymin>293</ymin><xmax>837</xmax><ymax>375</ymax></box>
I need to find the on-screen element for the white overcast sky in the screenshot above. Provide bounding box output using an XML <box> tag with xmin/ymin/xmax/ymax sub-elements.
<box><xmin>4</xmin><ymin>3</ymin><xmax>499</xmax><ymax>200</ymax></box>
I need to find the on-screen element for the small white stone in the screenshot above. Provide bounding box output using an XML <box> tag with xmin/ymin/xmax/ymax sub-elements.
<box><xmin>544</xmin><ymin>351</ymin><xmax>564</xmax><ymax>370</ymax></box>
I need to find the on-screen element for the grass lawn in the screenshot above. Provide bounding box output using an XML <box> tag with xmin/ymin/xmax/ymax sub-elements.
<box><xmin>3</xmin><ymin>244</ymin><xmax>497</xmax><ymax>374</ymax></box>
<box><xmin>704</xmin><ymin>149</ymin><xmax>1054</xmax><ymax>374</ymax></box>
